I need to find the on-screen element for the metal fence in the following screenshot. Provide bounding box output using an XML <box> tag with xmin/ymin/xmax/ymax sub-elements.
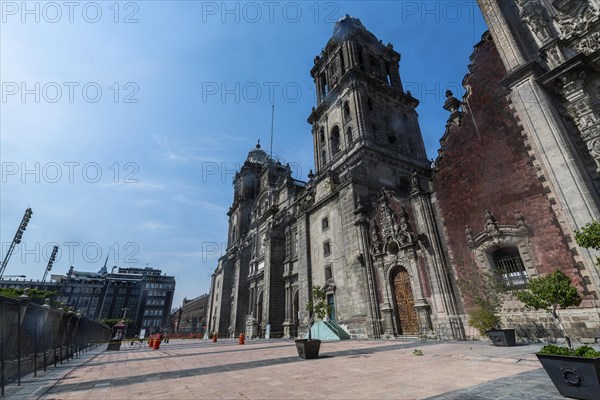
<box><xmin>0</xmin><ymin>294</ymin><xmax>111</xmax><ymax>396</ymax></box>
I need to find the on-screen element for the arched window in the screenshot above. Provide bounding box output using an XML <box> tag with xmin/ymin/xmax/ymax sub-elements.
<box><xmin>346</xmin><ymin>126</ymin><xmax>353</xmax><ymax>144</ymax></box>
<box><xmin>492</xmin><ymin>247</ymin><xmax>528</xmax><ymax>289</ymax></box>
<box><xmin>343</xmin><ymin>101</ymin><xmax>350</xmax><ymax>120</ymax></box>
<box><xmin>331</xmin><ymin>126</ymin><xmax>341</xmax><ymax>154</ymax></box>
<box><xmin>320</xmin><ymin>72</ymin><xmax>329</xmax><ymax>97</ymax></box>
<box><xmin>385</xmin><ymin>63</ymin><xmax>393</xmax><ymax>86</ymax></box>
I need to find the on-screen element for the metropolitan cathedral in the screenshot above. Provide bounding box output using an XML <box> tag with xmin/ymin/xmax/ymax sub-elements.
<box><xmin>207</xmin><ymin>0</ymin><xmax>600</xmax><ymax>342</ymax></box>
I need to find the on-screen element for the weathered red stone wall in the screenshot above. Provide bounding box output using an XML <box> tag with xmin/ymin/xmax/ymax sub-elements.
<box><xmin>432</xmin><ymin>33</ymin><xmax>580</xmax><ymax>291</ymax></box>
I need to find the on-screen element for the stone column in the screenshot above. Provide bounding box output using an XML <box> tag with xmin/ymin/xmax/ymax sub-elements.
<box><xmin>477</xmin><ymin>0</ymin><xmax>527</xmax><ymax>71</ymax></box>
<box><xmin>373</xmin><ymin>254</ymin><xmax>396</xmax><ymax>337</ymax></box>
<box><xmin>354</xmin><ymin>207</ymin><xmax>381</xmax><ymax>338</ymax></box>
<box><xmin>352</xmin><ymin>89</ymin><xmax>368</xmax><ymax>141</ymax></box>
<box><xmin>556</xmin><ymin>71</ymin><xmax>600</xmax><ymax>172</ymax></box>
<box><xmin>508</xmin><ymin>72</ymin><xmax>600</xmax><ymax>293</ymax></box>
<box><xmin>283</xmin><ymin>283</ymin><xmax>291</xmax><ymax>338</ymax></box>
<box><xmin>410</xmin><ymin>180</ymin><xmax>465</xmax><ymax>339</ymax></box>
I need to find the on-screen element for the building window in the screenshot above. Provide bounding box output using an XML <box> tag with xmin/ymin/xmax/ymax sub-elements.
<box><xmin>346</xmin><ymin>127</ymin><xmax>353</xmax><ymax>144</ymax></box>
<box><xmin>385</xmin><ymin>63</ymin><xmax>392</xmax><ymax>86</ymax></box>
<box><xmin>492</xmin><ymin>247</ymin><xmax>528</xmax><ymax>289</ymax></box>
<box><xmin>292</xmin><ymin>228</ymin><xmax>298</xmax><ymax>258</ymax></box>
<box><xmin>327</xmin><ymin>294</ymin><xmax>335</xmax><ymax>321</ymax></box>
<box><xmin>325</xmin><ymin>264</ymin><xmax>333</xmax><ymax>281</ymax></box>
<box><xmin>323</xmin><ymin>240</ymin><xmax>331</xmax><ymax>258</ymax></box>
<box><xmin>331</xmin><ymin>126</ymin><xmax>341</xmax><ymax>154</ymax></box>
<box><xmin>320</xmin><ymin>72</ymin><xmax>329</xmax><ymax>97</ymax></box>
<box><xmin>343</xmin><ymin>101</ymin><xmax>350</xmax><ymax>120</ymax></box>
<box><xmin>322</xmin><ymin>217</ymin><xmax>329</xmax><ymax>231</ymax></box>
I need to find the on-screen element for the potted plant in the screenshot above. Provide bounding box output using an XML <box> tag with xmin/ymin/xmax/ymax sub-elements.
<box><xmin>516</xmin><ymin>269</ymin><xmax>600</xmax><ymax>400</ymax></box>
<box><xmin>295</xmin><ymin>285</ymin><xmax>328</xmax><ymax>359</ymax></box>
<box><xmin>457</xmin><ymin>259</ymin><xmax>516</xmax><ymax>346</ymax></box>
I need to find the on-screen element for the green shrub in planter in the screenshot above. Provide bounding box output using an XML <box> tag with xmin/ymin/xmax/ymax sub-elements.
<box><xmin>516</xmin><ymin>271</ymin><xmax>600</xmax><ymax>399</ymax></box>
<box><xmin>456</xmin><ymin>258</ymin><xmax>506</xmax><ymax>337</ymax></box>
<box><xmin>515</xmin><ymin>270</ymin><xmax>581</xmax><ymax>348</ymax></box>
<box><xmin>296</xmin><ymin>285</ymin><xmax>329</xmax><ymax>359</ymax></box>
<box><xmin>539</xmin><ymin>345</ymin><xmax>600</xmax><ymax>358</ymax></box>
<box><xmin>467</xmin><ymin>307</ymin><xmax>501</xmax><ymax>336</ymax></box>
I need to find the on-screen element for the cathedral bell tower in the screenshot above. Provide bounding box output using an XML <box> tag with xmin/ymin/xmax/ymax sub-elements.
<box><xmin>300</xmin><ymin>15</ymin><xmax>463</xmax><ymax>340</ymax></box>
<box><xmin>308</xmin><ymin>15</ymin><xmax>430</xmax><ymax>178</ymax></box>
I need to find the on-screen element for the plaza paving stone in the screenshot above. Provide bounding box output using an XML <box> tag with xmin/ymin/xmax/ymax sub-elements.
<box><xmin>2</xmin><ymin>339</ymin><xmax>566</xmax><ymax>399</ymax></box>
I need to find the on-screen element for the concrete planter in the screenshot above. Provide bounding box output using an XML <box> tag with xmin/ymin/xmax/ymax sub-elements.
<box><xmin>487</xmin><ymin>328</ymin><xmax>516</xmax><ymax>347</ymax></box>
<box><xmin>536</xmin><ymin>353</ymin><xmax>600</xmax><ymax>400</ymax></box>
<box><xmin>295</xmin><ymin>339</ymin><xmax>321</xmax><ymax>359</ymax></box>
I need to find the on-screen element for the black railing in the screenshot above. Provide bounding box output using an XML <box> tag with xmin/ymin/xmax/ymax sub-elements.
<box><xmin>0</xmin><ymin>295</ymin><xmax>111</xmax><ymax>396</ymax></box>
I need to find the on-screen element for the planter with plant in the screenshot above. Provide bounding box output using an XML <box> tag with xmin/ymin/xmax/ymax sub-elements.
<box><xmin>457</xmin><ymin>259</ymin><xmax>515</xmax><ymax>346</ymax></box>
<box><xmin>516</xmin><ymin>269</ymin><xmax>600</xmax><ymax>400</ymax></box>
<box><xmin>295</xmin><ymin>285</ymin><xmax>328</xmax><ymax>359</ymax></box>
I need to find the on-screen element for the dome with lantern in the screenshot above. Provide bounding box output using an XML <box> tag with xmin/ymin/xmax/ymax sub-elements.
<box><xmin>246</xmin><ymin>140</ymin><xmax>269</xmax><ymax>165</ymax></box>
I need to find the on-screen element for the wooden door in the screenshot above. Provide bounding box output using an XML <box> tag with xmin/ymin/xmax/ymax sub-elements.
<box><xmin>392</xmin><ymin>268</ymin><xmax>419</xmax><ymax>335</ymax></box>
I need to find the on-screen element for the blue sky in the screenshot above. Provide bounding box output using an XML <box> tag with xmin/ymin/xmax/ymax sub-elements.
<box><xmin>1</xmin><ymin>1</ymin><xmax>487</xmax><ymax>309</ymax></box>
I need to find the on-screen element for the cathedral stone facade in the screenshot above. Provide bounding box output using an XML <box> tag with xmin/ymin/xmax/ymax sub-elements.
<box><xmin>207</xmin><ymin>3</ymin><xmax>600</xmax><ymax>342</ymax></box>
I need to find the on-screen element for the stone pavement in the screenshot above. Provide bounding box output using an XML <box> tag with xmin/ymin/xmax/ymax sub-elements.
<box><xmin>2</xmin><ymin>339</ymin><xmax>565</xmax><ymax>399</ymax></box>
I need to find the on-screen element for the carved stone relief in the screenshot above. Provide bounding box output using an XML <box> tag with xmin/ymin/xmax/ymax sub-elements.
<box><xmin>466</xmin><ymin>210</ymin><xmax>530</xmax><ymax>248</ymax></box>
<box><xmin>517</xmin><ymin>0</ymin><xmax>554</xmax><ymax>42</ymax></box>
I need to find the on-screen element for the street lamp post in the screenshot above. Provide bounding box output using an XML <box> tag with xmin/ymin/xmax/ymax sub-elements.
<box><xmin>41</xmin><ymin>299</ymin><xmax>51</xmax><ymax>372</ymax></box>
<box><xmin>1</xmin><ymin>321</ymin><xmax>5</xmax><ymax>396</ymax></box>
<box><xmin>75</xmin><ymin>311</ymin><xmax>82</xmax><ymax>357</ymax></box>
<box><xmin>17</xmin><ymin>290</ymin><xmax>30</xmax><ymax>386</ymax></box>
<box><xmin>65</xmin><ymin>309</ymin><xmax>74</xmax><ymax>361</ymax></box>
<box><xmin>121</xmin><ymin>307</ymin><xmax>128</xmax><ymax>338</ymax></box>
<box><xmin>56</xmin><ymin>307</ymin><xmax>64</xmax><ymax>364</ymax></box>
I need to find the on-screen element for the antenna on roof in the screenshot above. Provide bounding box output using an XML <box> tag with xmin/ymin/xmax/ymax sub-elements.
<box><xmin>270</xmin><ymin>105</ymin><xmax>274</xmax><ymax>160</ymax></box>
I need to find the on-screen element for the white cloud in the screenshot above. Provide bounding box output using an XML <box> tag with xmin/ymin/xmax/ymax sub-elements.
<box><xmin>139</xmin><ymin>221</ymin><xmax>173</xmax><ymax>232</ymax></box>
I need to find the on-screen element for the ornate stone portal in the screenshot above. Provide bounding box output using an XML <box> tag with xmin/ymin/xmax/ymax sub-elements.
<box><xmin>368</xmin><ymin>190</ymin><xmax>435</xmax><ymax>337</ymax></box>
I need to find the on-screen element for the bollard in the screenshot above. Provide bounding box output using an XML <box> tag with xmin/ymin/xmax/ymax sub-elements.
<box><xmin>239</xmin><ymin>333</ymin><xmax>245</xmax><ymax>345</ymax></box>
<box><xmin>212</xmin><ymin>334</ymin><xmax>217</xmax><ymax>342</ymax></box>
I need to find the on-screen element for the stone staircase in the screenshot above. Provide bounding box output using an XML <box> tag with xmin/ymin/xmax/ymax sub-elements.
<box><xmin>305</xmin><ymin>320</ymin><xmax>351</xmax><ymax>341</ymax></box>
